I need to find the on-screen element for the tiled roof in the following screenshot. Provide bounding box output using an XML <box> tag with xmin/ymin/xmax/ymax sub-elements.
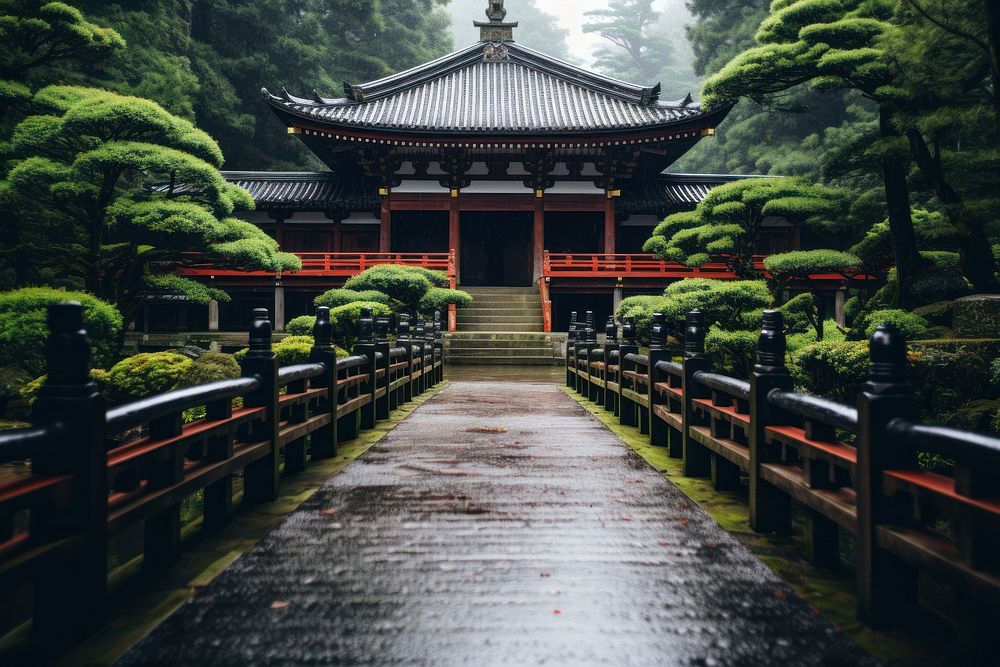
<box><xmin>620</xmin><ymin>174</ymin><xmax>765</xmax><ymax>214</ymax></box>
<box><xmin>264</xmin><ymin>42</ymin><xmax>709</xmax><ymax>135</ymax></box>
<box><xmin>222</xmin><ymin>172</ymin><xmax>375</xmax><ymax>211</ymax></box>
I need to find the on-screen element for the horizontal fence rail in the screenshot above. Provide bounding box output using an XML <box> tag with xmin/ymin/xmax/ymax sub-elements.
<box><xmin>0</xmin><ymin>302</ymin><xmax>446</xmax><ymax>649</ymax></box>
<box><xmin>567</xmin><ymin>307</ymin><xmax>1000</xmax><ymax>659</ymax></box>
<box><xmin>176</xmin><ymin>251</ymin><xmax>455</xmax><ymax>278</ymax></box>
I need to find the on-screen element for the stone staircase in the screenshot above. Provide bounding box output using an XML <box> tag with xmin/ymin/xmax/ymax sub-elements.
<box><xmin>445</xmin><ymin>286</ymin><xmax>562</xmax><ymax>365</ymax></box>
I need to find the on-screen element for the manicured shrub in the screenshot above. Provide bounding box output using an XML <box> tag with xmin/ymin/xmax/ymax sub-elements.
<box><xmin>418</xmin><ymin>287</ymin><xmax>473</xmax><ymax>316</ymax></box>
<box><xmin>862</xmin><ymin>309</ymin><xmax>929</xmax><ymax>340</ymax></box>
<box><xmin>19</xmin><ymin>368</ymin><xmax>111</xmax><ymax>406</ymax></box>
<box><xmin>329</xmin><ymin>301</ymin><xmax>392</xmax><ymax>348</ymax></box>
<box><xmin>314</xmin><ymin>288</ymin><xmax>391</xmax><ymax>309</ymax></box>
<box><xmin>106</xmin><ymin>352</ymin><xmax>192</xmax><ymax>403</ymax></box>
<box><xmin>285</xmin><ymin>315</ymin><xmax>316</xmax><ymax>336</ymax></box>
<box><xmin>179</xmin><ymin>352</ymin><xmax>241</xmax><ymax>387</ymax></box>
<box><xmin>271</xmin><ymin>336</ymin><xmax>314</xmax><ymax>366</ymax></box>
<box><xmin>909</xmin><ymin>344</ymin><xmax>991</xmax><ymax>415</ymax></box>
<box><xmin>789</xmin><ymin>341</ymin><xmax>869</xmax><ymax>403</ymax></box>
<box><xmin>405</xmin><ymin>266</ymin><xmax>450</xmax><ymax>287</ymax></box>
<box><xmin>952</xmin><ymin>295</ymin><xmax>1000</xmax><ymax>338</ymax></box>
<box><xmin>615</xmin><ymin>295</ymin><xmax>669</xmax><ymax>343</ymax></box>
<box><xmin>912</xmin><ymin>300</ymin><xmax>954</xmax><ymax>327</ymax></box>
<box><xmin>778</xmin><ymin>293</ymin><xmax>817</xmax><ymax>335</ymax></box>
<box><xmin>0</xmin><ymin>287</ymin><xmax>123</xmax><ymax>376</ymax></box>
<box><xmin>764</xmin><ymin>249</ymin><xmax>860</xmax><ymax>280</ymax></box>
<box><xmin>705</xmin><ymin>329</ymin><xmax>758</xmax><ymax>378</ymax></box>
<box><xmin>343</xmin><ymin>265</ymin><xmax>432</xmax><ymax>310</ymax></box>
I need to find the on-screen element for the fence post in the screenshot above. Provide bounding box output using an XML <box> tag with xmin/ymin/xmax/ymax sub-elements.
<box><xmin>680</xmin><ymin>310</ymin><xmax>711</xmax><ymax>476</ymax></box>
<box><xmin>412</xmin><ymin>321</ymin><xmax>426</xmax><ymax>396</ymax></box>
<box><xmin>309</xmin><ymin>306</ymin><xmax>337</xmax><ymax>459</ymax></box>
<box><xmin>242</xmin><ymin>308</ymin><xmax>280</xmax><ymax>504</ymax></box>
<box><xmin>397</xmin><ymin>314</ymin><xmax>415</xmax><ymax>402</ymax></box>
<box><xmin>424</xmin><ymin>320</ymin><xmax>438</xmax><ymax>387</ymax></box>
<box><xmin>748</xmin><ymin>310</ymin><xmax>793</xmax><ymax>533</ymax></box>
<box><xmin>566</xmin><ymin>311</ymin><xmax>578</xmax><ymax>387</ymax></box>
<box><xmin>374</xmin><ymin>315</ymin><xmax>391</xmax><ymax>420</ymax></box>
<box><xmin>354</xmin><ymin>307</ymin><xmax>377</xmax><ymax>429</ymax></box>
<box><xmin>603</xmin><ymin>316</ymin><xmax>618</xmax><ymax>412</ymax></box>
<box><xmin>434</xmin><ymin>310</ymin><xmax>445</xmax><ymax>383</ymax></box>
<box><xmin>648</xmin><ymin>312</ymin><xmax>670</xmax><ymax>447</ymax></box>
<box><xmin>619</xmin><ymin>317</ymin><xmax>639</xmax><ymax>427</ymax></box>
<box><xmin>29</xmin><ymin>302</ymin><xmax>108</xmax><ymax>643</ymax></box>
<box><xmin>856</xmin><ymin>324</ymin><xmax>919</xmax><ymax>627</ymax></box>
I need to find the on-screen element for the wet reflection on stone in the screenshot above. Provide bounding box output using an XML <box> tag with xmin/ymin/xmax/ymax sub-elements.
<box><xmin>118</xmin><ymin>382</ymin><xmax>872</xmax><ymax>666</ymax></box>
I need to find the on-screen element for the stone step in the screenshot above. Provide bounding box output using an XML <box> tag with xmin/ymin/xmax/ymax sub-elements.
<box><xmin>447</xmin><ymin>355</ymin><xmax>562</xmax><ymax>366</ymax></box>
<box><xmin>458</xmin><ymin>315</ymin><xmax>543</xmax><ymax>324</ymax></box>
<box><xmin>446</xmin><ymin>332</ymin><xmax>561</xmax><ymax>341</ymax></box>
<box><xmin>461</xmin><ymin>306</ymin><xmax>541</xmax><ymax>314</ymax></box>
<box><xmin>457</xmin><ymin>323</ymin><xmax>545</xmax><ymax>332</ymax></box>
<box><xmin>444</xmin><ymin>347</ymin><xmax>557</xmax><ymax>357</ymax></box>
<box><xmin>460</xmin><ymin>287</ymin><xmax>538</xmax><ymax>295</ymax></box>
<box><xmin>447</xmin><ymin>339</ymin><xmax>556</xmax><ymax>350</ymax></box>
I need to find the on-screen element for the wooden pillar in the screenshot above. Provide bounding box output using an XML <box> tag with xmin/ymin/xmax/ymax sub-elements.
<box><xmin>449</xmin><ymin>193</ymin><xmax>460</xmax><ymax>281</ymax></box>
<box><xmin>274</xmin><ymin>285</ymin><xmax>285</xmax><ymax>333</ymax></box>
<box><xmin>533</xmin><ymin>191</ymin><xmax>545</xmax><ymax>283</ymax></box>
<box><xmin>379</xmin><ymin>191</ymin><xmax>391</xmax><ymax>252</ymax></box>
<box><xmin>208</xmin><ymin>299</ymin><xmax>219</xmax><ymax>331</ymax></box>
<box><xmin>274</xmin><ymin>215</ymin><xmax>285</xmax><ymax>249</ymax></box>
<box><xmin>332</xmin><ymin>219</ymin><xmax>342</xmax><ymax>252</ymax></box>
<box><xmin>604</xmin><ymin>195</ymin><xmax>616</xmax><ymax>254</ymax></box>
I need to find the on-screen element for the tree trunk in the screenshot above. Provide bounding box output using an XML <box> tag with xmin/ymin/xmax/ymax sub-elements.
<box><xmin>907</xmin><ymin>130</ymin><xmax>999</xmax><ymax>293</ymax></box>
<box><xmin>878</xmin><ymin>105</ymin><xmax>920</xmax><ymax>309</ymax></box>
<box><xmin>985</xmin><ymin>0</ymin><xmax>1000</xmax><ymax>141</ymax></box>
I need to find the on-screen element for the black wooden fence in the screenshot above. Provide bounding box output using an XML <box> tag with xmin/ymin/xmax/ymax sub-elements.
<box><xmin>567</xmin><ymin>308</ymin><xmax>1000</xmax><ymax>656</ymax></box>
<box><xmin>0</xmin><ymin>302</ymin><xmax>444</xmax><ymax>646</ymax></box>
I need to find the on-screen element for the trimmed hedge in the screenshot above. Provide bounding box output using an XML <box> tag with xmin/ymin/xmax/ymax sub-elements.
<box><xmin>0</xmin><ymin>287</ymin><xmax>123</xmax><ymax>376</ymax></box>
<box><xmin>418</xmin><ymin>287</ymin><xmax>473</xmax><ymax>315</ymax></box>
<box><xmin>178</xmin><ymin>352</ymin><xmax>240</xmax><ymax>387</ymax></box>
<box><xmin>330</xmin><ymin>301</ymin><xmax>392</xmax><ymax>348</ymax></box>
<box><xmin>285</xmin><ymin>315</ymin><xmax>316</xmax><ymax>336</ymax></box>
<box><xmin>862</xmin><ymin>309</ymin><xmax>929</xmax><ymax>340</ymax></box>
<box><xmin>343</xmin><ymin>265</ymin><xmax>432</xmax><ymax>310</ymax></box>
<box><xmin>314</xmin><ymin>288</ymin><xmax>392</xmax><ymax>309</ymax></box>
<box><xmin>106</xmin><ymin>352</ymin><xmax>192</xmax><ymax>403</ymax></box>
<box><xmin>953</xmin><ymin>295</ymin><xmax>1000</xmax><ymax>337</ymax></box>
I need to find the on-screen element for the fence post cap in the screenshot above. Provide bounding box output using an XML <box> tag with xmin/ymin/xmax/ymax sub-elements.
<box><xmin>44</xmin><ymin>301</ymin><xmax>91</xmax><ymax>387</ymax></box>
<box><xmin>863</xmin><ymin>323</ymin><xmax>909</xmax><ymax>393</ymax></box>
<box><xmin>604</xmin><ymin>315</ymin><xmax>617</xmax><ymax>342</ymax></box>
<box><xmin>313</xmin><ymin>306</ymin><xmax>333</xmax><ymax>348</ymax></box>
<box><xmin>684</xmin><ymin>309</ymin><xmax>706</xmax><ymax>357</ymax></box>
<box><xmin>649</xmin><ymin>312</ymin><xmax>667</xmax><ymax>351</ymax></box>
<box><xmin>753</xmin><ymin>309</ymin><xmax>787</xmax><ymax>375</ymax></box>
<box><xmin>248</xmin><ymin>308</ymin><xmax>272</xmax><ymax>353</ymax></box>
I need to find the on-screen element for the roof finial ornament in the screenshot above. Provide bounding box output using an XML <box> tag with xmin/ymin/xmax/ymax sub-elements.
<box><xmin>476</xmin><ymin>0</ymin><xmax>517</xmax><ymax>43</ymax></box>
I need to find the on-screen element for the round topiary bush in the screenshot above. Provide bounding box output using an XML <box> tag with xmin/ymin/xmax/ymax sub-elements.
<box><xmin>789</xmin><ymin>340</ymin><xmax>869</xmax><ymax>402</ymax></box>
<box><xmin>179</xmin><ymin>351</ymin><xmax>241</xmax><ymax>387</ymax></box>
<box><xmin>418</xmin><ymin>287</ymin><xmax>473</xmax><ymax>316</ymax></box>
<box><xmin>863</xmin><ymin>309</ymin><xmax>929</xmax><ymax>340</ymax></box>
<box><xmin>343</xmin><ymin>265</ymin><xmax>432</xmax><ymax>310</ymax></box>
<box><xmin>0</xmin><ymin>287</ymin><xmax>124</xmax><ymax>376</ymax></box>
<box><xmin>952</xmin><ymin>295</ymin><xmax>1000</xmax><ymax>338</ymax></box>
<box><xmin>106</xmin><ymin>352</ymin><xmax>192</xmax><ymax>403</ymax></box>
<box><xmin>705</xmin><ymin>329</ymin><xmax>758</xmax><ymax>378</ymax></box>
<box><xmin>329</xmin><ymin>301</ymin><xmax>392</xmax><ymax>348</ymax></box>
<box><xmin>285</xmin><ymin>315</ymin><xmax>316</xmax><ymax>336</ymax></box>
<box><xmin>314</xmin><ymin>288</ymin><xmax>392</xmax><ymax>309</ymax></box>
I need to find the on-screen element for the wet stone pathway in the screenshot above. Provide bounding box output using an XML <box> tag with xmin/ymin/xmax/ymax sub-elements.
<box><xmin>119</xmin><ymin>382</ymin><xmax>872</xmax><ymax>666</ymax></box>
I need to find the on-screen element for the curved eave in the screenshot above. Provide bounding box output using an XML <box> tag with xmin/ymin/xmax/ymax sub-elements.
<box><xmin>268</xmin><ymin>99</ymin><xmax>734</xmax><ymax>144</ymax></box>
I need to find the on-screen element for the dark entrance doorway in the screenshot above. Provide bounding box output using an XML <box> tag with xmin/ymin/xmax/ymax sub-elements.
<box><xmin>460</xmin><ymin>212</ymin><xmax>533</xmax><ymax>286</ymax></box>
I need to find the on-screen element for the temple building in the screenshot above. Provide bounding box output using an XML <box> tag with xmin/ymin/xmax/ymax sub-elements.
<box><xmin>153</xmin><ymin>1</ymin><xmax>850</xmax><ymax>356</ymax></box>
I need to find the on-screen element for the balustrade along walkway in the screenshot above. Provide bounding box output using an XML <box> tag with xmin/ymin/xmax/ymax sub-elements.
<box><xmin>119</xmin><ymin>380</ymin><xmax>871</xmax><ymax>665</ymax></box>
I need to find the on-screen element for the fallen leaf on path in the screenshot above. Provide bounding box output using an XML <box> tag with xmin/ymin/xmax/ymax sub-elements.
<box><xmin>467</xmin><ymin>426</ymin><xmax>508</xmax><ymax>433</ymax></box>
<box><xmin>679</xmin><ymin>519</ymin><xmax>689</xmax><ymax>526</ymax></box>
<box><xmin>321</xmin><ymin>508</ymin><xmax>338</xmax><ymax>516</ymax></box>
<box><xmin>271</xmin><ymin>600</ymin><xmax>291</xmax><ymax>609</ymax></box>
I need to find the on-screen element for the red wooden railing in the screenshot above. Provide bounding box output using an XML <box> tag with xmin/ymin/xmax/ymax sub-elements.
<box><xmin>539</xmin><ymin>276</ymin><xmax>553</xmax><ymax>333</ymax></box>
<box><xmin>178</xmin><ymin>252</ymin><xmax>454</xmax><ymax>278</ymax></box>
<box><xmin>543</xmin><ymin>251</ymin><xmax>753</xmax><ymax>279</ymax></box>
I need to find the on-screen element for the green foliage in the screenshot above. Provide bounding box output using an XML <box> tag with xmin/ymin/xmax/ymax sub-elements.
<box><xmin>270</xmin><ymin>336</ymin><xmax>314</xmax><ymax>366</ymax></box>
<box><xmin>144</xmin><ymin>274</ymin><xmax>229</xmax><ymax>305</ymax></box>
<box><xmin>314</xmin><ymin>288</ymin><xmax>392</xmax><ymax>309</ymax></box>
<box><xmin>0</xmin><ymin>286</ymin><xmax>123</xmax><ymax>377</ymax></box>
<box><xmin>178</xmin><ymin>351</ymin><xmax>240</xmax><ymax>387</ymax></box>
<box><xmin>18</xmin><ymin>367</ymin><xmax>109</xmax><ymax>405</ymax></box>
<box><xmin>1</xmin><ymin>84</ymin><xmax>301</xmax><ymax>315</ymax></box>
<box><xmin>862</xmin><ymin>309</ymin><xmax>929</xmax><ymax>340</ymax></box>
<box><xmin>329</xmin><ymin>301</ymin><xmax>392</xmax><ymax>348</ymax></box>
<box><xmin>285</xmin><ymin>315</ymin><xmax>316</xmax><ymax>337</ymax></box>
<box><xmin>952</xmin><ymin>296</ymin><xmax>1000</xmax><ymax>338</ymax></box>
<box><xmin>343</xmin><ymin>265</ymin><xmax>432</xmax><ymax>311</ymax></box>
<box><xmin>705</xmin><ymin>329</ymin><xmax>758</xmax><ymax>378</ymax></box>
<box><xmin>789</xmin><ymin>340</ymin><xmax>869</xmax><ymax>402</ymax></box>
<box><xmin>644</xmin><ymin>178</ymin><xmax>846</xmax><ymax>279</ymax></box>
<box><xmin>778</xmin><ymin>293</ymin><xmax>817</xmax><ymax>335</ymax></box>
<box><xmin>105</xmin><ymin>351</ymin><xmax>191</xmax><ymax>402</ymax></box>
<box><xmin>418</xmin><ymin>287</ymin><xmax>472</xmax><ymax>316</ymax></box>
<box><xmin>912</xmin><ymin>300</ymin><xmax>954</xmax><ymax>328</ymax></box>
<box><xmin>764</xmin><ymin>250</ymin><xmax>860</xmax><ymax>280</ymax></box>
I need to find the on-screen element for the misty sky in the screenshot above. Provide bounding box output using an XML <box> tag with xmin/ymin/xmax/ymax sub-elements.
<box><xmin>451</xmin><ymin>0</ymin><xmax>695</xmax><ymax>66</ymax></box>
